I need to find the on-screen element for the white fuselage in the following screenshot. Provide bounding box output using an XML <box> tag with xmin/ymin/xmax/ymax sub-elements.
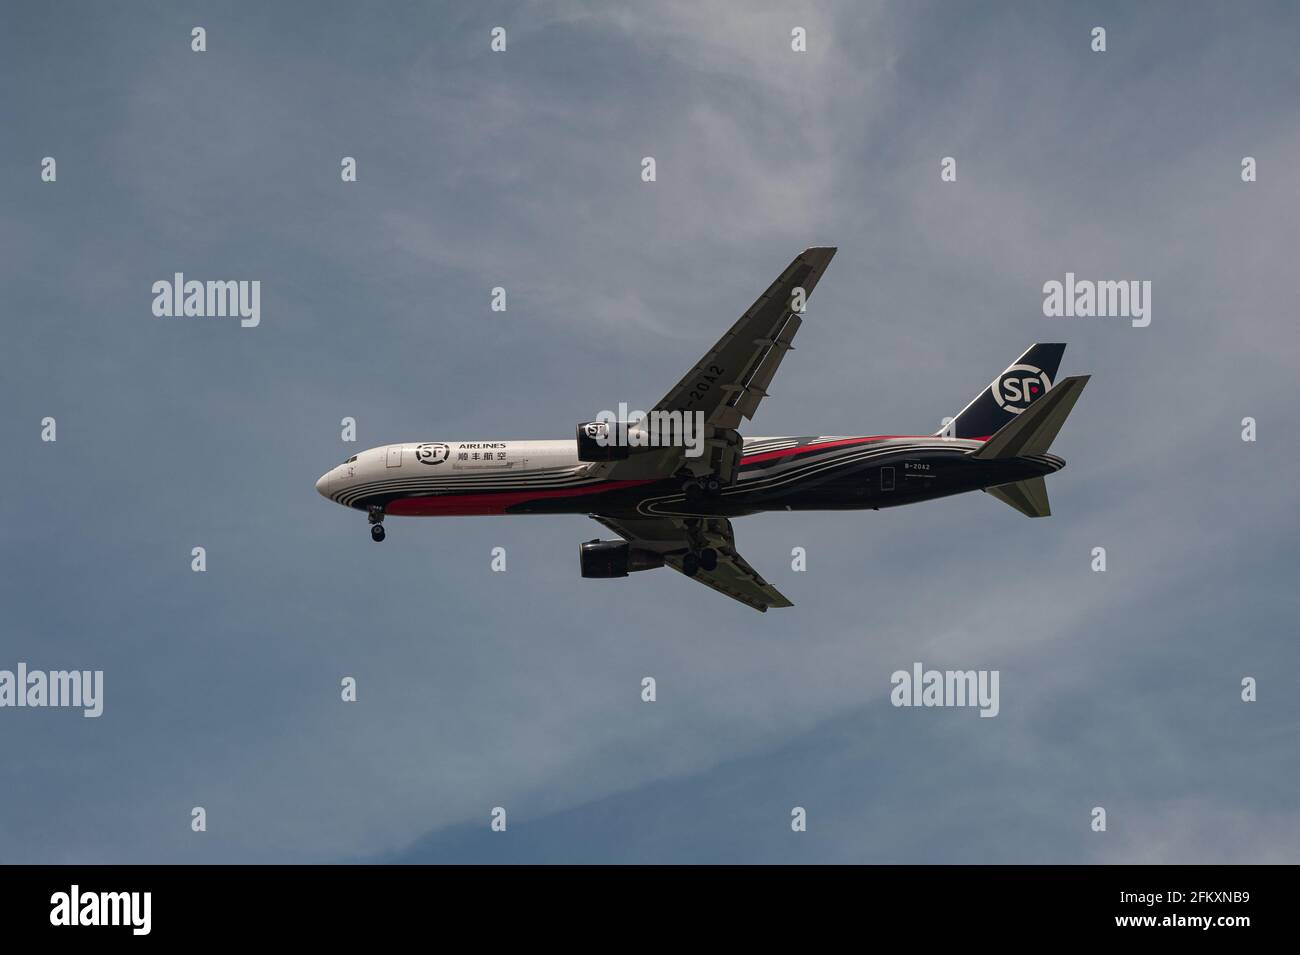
<box><xmin>315</xmin><ymin>440</ymin><xmax>591</xmax><ymax>513</ymax></box>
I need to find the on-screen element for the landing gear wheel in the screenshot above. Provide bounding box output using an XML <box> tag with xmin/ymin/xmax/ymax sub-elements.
<box><xmin>699</xmin><ymin>548</ymin><xmax>718</xmax><ymax>571</ymax></box>
<box><xmin>370</xmin><ymin>524</ymin><xmax>386</xmax><ymax>542</ymax></box>
<box><xmin>681</xmin><ymin>553</ymin><xmax>700</xmax><ymax>577</ymax></box>
<box><xmin>703</xmin><ymin>477</ymin><xmax>722</xmax><ymax>498</ymax></box>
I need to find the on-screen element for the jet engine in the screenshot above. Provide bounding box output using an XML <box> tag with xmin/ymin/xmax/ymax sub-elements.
<box><xmin>576</xmin><ymin>421</ymin><xmax>631</xmax><ymax>462</ymax></box>
<box><xmin>579</xmin><ymin>540</ymin><xmax>665</xmax><ymax>578</ymax></box>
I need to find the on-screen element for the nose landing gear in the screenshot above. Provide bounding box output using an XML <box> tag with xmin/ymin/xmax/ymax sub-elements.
<box><xmin>368</xmin><ymin>505</ymin><xmax>386</xmax><ymax>542</ymax></box>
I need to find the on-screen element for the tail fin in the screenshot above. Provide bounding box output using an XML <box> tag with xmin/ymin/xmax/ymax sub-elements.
<box><xmin>941</xmin><ymin>344</ymin><xmax>1066</xmax><ymax>440</ymax></box>
<box><xmin>986</xmin><ymin>477</ymin><xmax>1051</xmax><ymax>518</ymax></box>
<box><xmin>972</xmin><ymin>375</ymin><xmax>1089</xmax><ymax>459</ymax></box>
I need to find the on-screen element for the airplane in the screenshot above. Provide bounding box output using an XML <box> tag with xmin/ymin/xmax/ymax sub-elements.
<box><xmin>315</xmin><ymin>247</ymin><xmax>1089</xmax><ymax>611</ymax></box>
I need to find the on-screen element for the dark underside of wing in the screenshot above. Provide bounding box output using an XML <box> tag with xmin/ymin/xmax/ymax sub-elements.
<box><xmin>590</xmin><ymin>514</ymin><xmax>792</xmax><ymax>612</ymax></box>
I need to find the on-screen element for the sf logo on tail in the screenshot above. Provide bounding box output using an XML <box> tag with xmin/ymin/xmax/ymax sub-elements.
<box><xmin>992</xmin><ymin>364</ymin><xmax>1052</xmax><ymax>414</ymax></box>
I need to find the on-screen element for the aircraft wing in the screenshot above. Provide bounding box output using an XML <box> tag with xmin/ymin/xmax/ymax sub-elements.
<box><xmin>604</xmin><ymin>247</ymin><xmax>837</xmax><ymax>483</ymax></box>
<box><xmin>591</xmin><ymin>514</ymin><xmax>793</xmax><ymax>612</ymax></box>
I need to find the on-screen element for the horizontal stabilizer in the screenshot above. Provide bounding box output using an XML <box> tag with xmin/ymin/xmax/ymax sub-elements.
<box><xmin>985</xmin><ymin>477</ymin><xmax>1051</xmax><ymax>518</ymax></box>
<box><xmin>972</xmin><ymin>375</ymin><xmax>1089</xmax><ymax>460</ymax></box>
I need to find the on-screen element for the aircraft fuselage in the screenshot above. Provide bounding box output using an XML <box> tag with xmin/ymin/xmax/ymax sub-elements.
<box><xmin>315</xmin><ymin>435</ymin><xmax>1064</xmax><ymax>520</ymax></box>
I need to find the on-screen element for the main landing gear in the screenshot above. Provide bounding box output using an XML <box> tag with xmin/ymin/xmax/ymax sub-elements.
<box><xmin>678</xmin><ymin>517</ymin><xmax>718</xmax><ymax>577</ymax></box>
<box><xmin>680</xmin><ymin>548</ymin><xmax>718</xmax><ymax>578</ymax></box>
<box><xmin>368</xmin><ymin>505</ymin><xmax>386</xmax><ymax>542</ymax></box>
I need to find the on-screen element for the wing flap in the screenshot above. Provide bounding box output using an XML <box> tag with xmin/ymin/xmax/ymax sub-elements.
<box><xmin>731</xmin><ymin>313</ymin><xmax>801</xmax><ymax>421</ymax></box>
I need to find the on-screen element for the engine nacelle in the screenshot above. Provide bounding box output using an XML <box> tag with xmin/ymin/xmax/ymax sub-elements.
<box><xmin>576</xmin><ymin>421</ymin><xmax>630</xmax><ymax>462</ymax></box>
<box><xmin>579</xmin><ymin>539</ymin><xmax>665</xmax><ymax>578</ymax></box>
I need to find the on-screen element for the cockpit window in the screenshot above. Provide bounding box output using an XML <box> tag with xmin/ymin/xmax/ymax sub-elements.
<box><xmin>345</xmin><ymin>455</ymin><xmax>357</xmax><ymax>464</ymax></box>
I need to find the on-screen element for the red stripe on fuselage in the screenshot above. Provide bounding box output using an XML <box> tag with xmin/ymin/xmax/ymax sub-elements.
<box><xmin>384</xmin><ymin>479</ymin><xmax>654</xmax><ymax>516</ymax></box>
<box><xmin>742</xmin><ymin>436</ymin><xmax>936</xmax><ymax>465</ymax></box>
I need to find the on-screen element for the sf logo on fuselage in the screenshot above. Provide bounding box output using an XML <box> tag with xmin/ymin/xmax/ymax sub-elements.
<box><xmin>414</xmin><ymin>442</ymin><xmax>450</xmax><ymax>465</ymax></box>
<box><xmin>992</xmin><ymin>364</ymin><xmax>1052</xmax><ymax>414</ymax></box>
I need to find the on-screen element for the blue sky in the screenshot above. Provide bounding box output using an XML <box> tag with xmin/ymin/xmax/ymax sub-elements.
<box><xmin>2</xmin><ymin>0</ymin><xmax>1298</xmax><ymax>863</ymax></box>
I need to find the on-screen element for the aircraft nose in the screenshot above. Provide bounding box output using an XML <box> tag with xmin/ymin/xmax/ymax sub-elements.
<box><xmin>315</xmin><ymin>471</ymin><xmax>331</xmax><ymax>498</ymax></box>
